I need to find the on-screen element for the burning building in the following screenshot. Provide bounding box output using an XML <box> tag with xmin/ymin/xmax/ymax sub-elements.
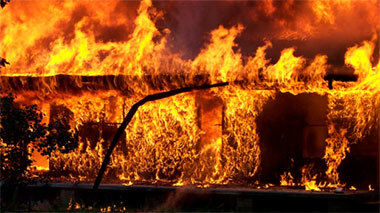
<box><xmin>0</xmin><ymin>0</ymin><xmax>379</xmax><ymax>211</ymax></box>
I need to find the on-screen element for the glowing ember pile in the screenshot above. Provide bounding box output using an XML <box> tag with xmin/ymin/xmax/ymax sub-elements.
<box><xmin>0</xmin><ymin>0</ymin><xmax>379</xmax><ymax>191</ymax></box>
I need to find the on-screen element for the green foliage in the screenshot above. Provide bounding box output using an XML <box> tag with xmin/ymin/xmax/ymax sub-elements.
<box><xmin>0</xmin><ymin>93</ymin><xmax>78</xmax><ymax>184</ymax></box>
<box><xmin>40</xmin><ymin>121</ymin><xmax>78</xmax><ymax>156</ymax></box>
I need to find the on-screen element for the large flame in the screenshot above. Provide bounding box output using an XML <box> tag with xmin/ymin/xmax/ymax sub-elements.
<box><xmin>0</xmin><ymin>0</ymin><xmax>379</xmax><ymax>190</ymax></box>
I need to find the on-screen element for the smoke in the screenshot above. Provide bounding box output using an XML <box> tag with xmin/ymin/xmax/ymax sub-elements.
<box><xmin>154</xmin><ymin>0</ymin><xmax>379</xmax><ymax>66</ymax></box>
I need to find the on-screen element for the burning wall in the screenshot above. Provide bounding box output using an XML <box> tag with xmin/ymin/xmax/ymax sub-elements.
<box><xmin>0</xmin><ymin>0</ymin><xmax>379</xmax><ymax>190</ymax></box>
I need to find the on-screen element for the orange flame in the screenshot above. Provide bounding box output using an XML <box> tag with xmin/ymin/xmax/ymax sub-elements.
<box><xmin>0</xmin><ymin>0</ymin><xmax>378</xmax><ymax>189</ymax></box>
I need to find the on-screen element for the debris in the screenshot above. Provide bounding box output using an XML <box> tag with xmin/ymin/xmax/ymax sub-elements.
<box><xmin>335</xmin><ymin>187</ymin><xmax>344</xmax><ymax>193</ymax></box>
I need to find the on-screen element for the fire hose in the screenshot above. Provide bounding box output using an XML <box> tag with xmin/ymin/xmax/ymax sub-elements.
<box><xmin>93</xmin><ymin>82</ymin><xmax>229</xmax><ymax>190</ymax></box>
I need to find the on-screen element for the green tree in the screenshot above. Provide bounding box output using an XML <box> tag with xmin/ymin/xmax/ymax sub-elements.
<box><xmin>0</xmin><ymin>93</ymin><xmax>78</xmax><ymax>184</ymax></box>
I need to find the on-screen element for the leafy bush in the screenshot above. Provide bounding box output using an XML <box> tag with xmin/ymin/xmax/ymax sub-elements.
<box><xmin>0</xmin><ymin>93</ymin><xmax>78</xmax><ymax>184</ymax></box>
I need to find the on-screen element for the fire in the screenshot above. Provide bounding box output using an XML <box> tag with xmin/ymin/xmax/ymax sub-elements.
<box><xmin>264</xmin><ymin>48</ymin><xmax>305</xmax><ymax>83</ymax></box>
<box><xmin>192</xmin><ymin>24</ymin><xmax>244</xmax><ymax>82</ymax></box>
<box><xmin>301</xmin><ymin>164</ymin><xmax>321</xmax><ymax>191</ymax></box>
<box><xmin>312</xmin><ymin>0</ymin><xmax>335</xmax><ymax>24</ymax></box>
<box><xmin>0</xmin><ymin>0</ymin><xmax>379</xmax><ymax>190</ymax></box>
<box><xmin>280</xmin><ymin>172</ymin><xmax>295</xmax><ymax>187</ymax></box>
<box><xmin>323</xmin><ymin>38</ymin><xmax>380</xmax><ymax>187</ymax></box>
<box><xmin>369</xmin><ymin>185</ymin><xmax>374</xmax><ymax>191</ymax></box>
